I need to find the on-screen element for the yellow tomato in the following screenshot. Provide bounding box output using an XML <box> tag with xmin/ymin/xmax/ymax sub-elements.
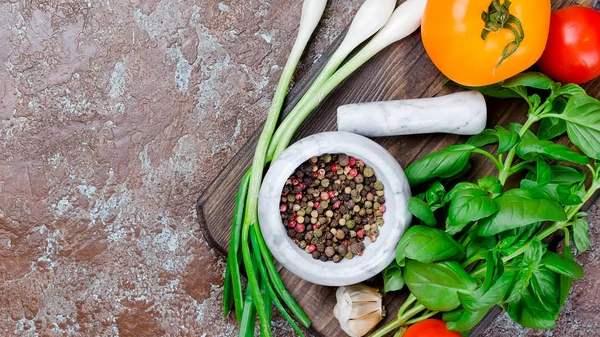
<box><xmin>422</xmin><ymin>0</ymin><xmax>551</xmax><ymax>86</ymax></box>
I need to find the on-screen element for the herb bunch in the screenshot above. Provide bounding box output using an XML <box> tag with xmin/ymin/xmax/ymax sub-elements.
<box><xmin>371</xmin><ymin>72</ymin><xmax>600</xmax><ymax>336</ymax></box>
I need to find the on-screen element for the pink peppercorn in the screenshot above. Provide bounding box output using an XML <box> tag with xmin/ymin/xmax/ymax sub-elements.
<box><xmin>291</xmin><ymin>178</ymin><xmax>299</xmax><ymax>185</ymax></box>
<box><xmin>333</xmin><ymin>201</ymin><xmax>341</xmax><ymax>209</ymax></box>
<box><xmin>295</xmin><ymin>193</ymin><xmax>303</xmax><ymax>200</ymax></box>
<box><xmin>307</xmin><ymin>244</ymin><xmax>316</xmax><ymax>253</ymax></box>
<box><xmin>348</xmin><ymin>169</ymin><xmax>358</xmax><ymax>178</ymax></box>
<box><xmin>321</xmin><ymin>192</ymin><xmax>330</xmax><ymax>200</ymax></box>
<box><xmin>318</xmin><ymin>168</ymin><xmax>326</xmax><ymax>178</ymax></box>
<box><xmin>349</xmin><ymin>157</ymin><xmax>356</xmax><ymax>166</ymax></box>
<box><xmin>313</xmin><ymin>224</ymin><xmax>320</xmax><ymax>230</ymax></box>
<box><xmin>288</xmin><ymin>220</ymin><xmax>297</xmax><ymax>228</ymax></box>
<box><xmin>295</xmin><ymin>224</ymin><xmax>305</xmax><ymax>233</ymax></box>
<box><xmin>312</xmin><ymin>172</ymin><xmax>318</xmax><ymax>178</ymax></box>
<box><xmin>280</xmin><ymin>204</ymin><xmax>287</xmax><ymax>212</ymax></box>
<box><xmin>299</xmin><ymin>183</ymin><xmax>306</xmax><ymax>190</ymax></box>
<box><xmin>313</xmin><ymin>201</ymin><xmax>320</xmax><ymax>209</ymax></box>
<box><xmin>330</xmin><ymin>163</ymin><xmax>337</xmax><ymax>172</ymax></box>
<box><xmin>380</xmin><ymin>205</ymin><xmax>386</xmax><ymax>212</ymax></box>
<box><xmin>357</xmin><ymin>230</ymin><xmax>364</xmax><ymax>239</ymax></box>
<box><xmin>328</xmin><ymin>190</ymin><xmax>336</xmax><ymax>198</ymax></box>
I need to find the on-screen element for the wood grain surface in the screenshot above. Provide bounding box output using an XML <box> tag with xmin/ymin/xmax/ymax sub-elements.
<box><xmin>197</xmin><ymin>1</ymin><xmax>600</xmax><ymax>336</ymax></box>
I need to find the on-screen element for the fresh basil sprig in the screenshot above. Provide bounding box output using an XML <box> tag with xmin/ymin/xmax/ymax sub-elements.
<box><xmin>372</xmin><ymin>73</ymin><xmax>600</xmax><ymax>337</ymax></box>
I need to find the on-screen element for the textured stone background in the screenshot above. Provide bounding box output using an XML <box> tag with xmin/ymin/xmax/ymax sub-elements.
<box><xmin>0</xmin><ymin>0</ymin><xmax>598</xmax><ymax>336</ymax></box>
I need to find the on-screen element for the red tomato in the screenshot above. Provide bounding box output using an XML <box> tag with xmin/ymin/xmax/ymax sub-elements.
<box><xmin>403</xmin><ymin>319</ymin><xmax>462</xmax><ymax>337</ymax></box>
<box><xmin>537</xmin><ymin>6</ymin><xmax>600</xmax><ymax>84</ymax></box>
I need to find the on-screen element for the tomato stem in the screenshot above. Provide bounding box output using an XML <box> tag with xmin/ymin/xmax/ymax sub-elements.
<box><xmin>481</xmin><ymin>0</ymin><xmax>525</xmax><ymax>70</ymax></box>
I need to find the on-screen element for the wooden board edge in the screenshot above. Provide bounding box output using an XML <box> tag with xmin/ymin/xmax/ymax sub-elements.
<box><xmin>196</xmin><ymin>196</ymin><xmax>228</xmax><ymax>257</ymax></box>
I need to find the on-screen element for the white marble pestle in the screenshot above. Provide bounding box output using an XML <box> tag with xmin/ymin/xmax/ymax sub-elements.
<box><xmin>337</xmin><ymin>91</ymin><xmax>487</xmax><ymax>137</ymax></box>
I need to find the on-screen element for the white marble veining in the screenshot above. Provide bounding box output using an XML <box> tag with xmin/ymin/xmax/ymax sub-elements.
<box><xmin>258</xmin><ymin>132</ymin><xmax>412</xmax><ymax>287</ymax></box>
<box><xmin>337</xmin><ymin>91</ymin><xmax>487</xmax><ymax>137</ymax></box>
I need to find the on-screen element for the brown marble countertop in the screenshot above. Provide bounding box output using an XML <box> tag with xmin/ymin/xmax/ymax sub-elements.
<box><xmin>1</xmin><ymin>1</ymin><xmax>598</xmax><ymax>336</ymax></box>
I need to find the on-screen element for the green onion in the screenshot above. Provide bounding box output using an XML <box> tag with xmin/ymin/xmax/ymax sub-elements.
<box><xmin>223</xmin><ymin>169</ymin><xmax>251</xmax><ymax>321</ymax></box>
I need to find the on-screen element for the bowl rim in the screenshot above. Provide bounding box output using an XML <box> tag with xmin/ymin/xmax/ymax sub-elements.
<box><xmin>258</xmin><ymin>131</ymin><xmax>412</xmax><ymax>286</ymax></box>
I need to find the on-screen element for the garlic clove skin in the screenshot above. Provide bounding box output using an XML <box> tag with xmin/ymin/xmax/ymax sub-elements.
<box><xmin>334</xmin><ymin>284</ymin><xmax>384</xmax><ymax>337</ymax></box>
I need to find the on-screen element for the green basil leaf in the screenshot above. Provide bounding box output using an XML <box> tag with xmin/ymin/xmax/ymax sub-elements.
<box><xmin>523</xmin><ymin>240</ymin><xmax>545</xmax><ymax>267</ymax></box>
<box><xmin>559</xmin><ymin>247</ymin><xmax>575</xmax><ymax>307</ymax></box>
<box><xmin>467</xmin><ymin>129</ymin><xmax>498</xmax><ymax>147</ymax></box>
<box><xmin>445</xmin><ymin>308</ymin><xmax>488</xmax><ymax>332</ymax></box>
<box><xmin>426</xmin><ymin>181</ymin><xmax>446</xmax><ymax>211</ymax></box>
<box><xmin>550</xmin><ymin>165</ymin><xmax>586</xmax><ymax>186</ymax></box>
<box><xmin>496</xmin><ymin>126</ymin><xmax>520</xmax><ymax>154</ymax></box>
<box><xmin>465</xmin><ymin>236</ymin><xmax>497</xmax><ymax>261</ymax></box>
<box><xmin>447</xmin><ymin>188</ymin><xmax>498</xmax><ymax>229</ymax></box>
<box><xmin>573</xmin><ymin>218</ymin><xmax>591</xmax><ymax>253</ymax></box>
<box><xmin>445</xmin><ymin>80</ymin><xmax>523</xmax><ymax>99</ymax></box>
<box><xmin>477</xmin><ymin>176</ymin><xmax>504</xmax><ymax>195</ymax></box>
<box><xmin>529</xmin><ymin>266</ymin><xmax>561</xmax><ymax>314</ymax></box>
<box><xmin>516</xmin><ymin>139</ymin><xmax>589</xmax><ymax>165</ymax></box>
<box><xmin>408</xmin><ymin>197</ymin><xmax>437</xmax><ymax>226</ymax></box>
<box><xmin>404</xmin><ymin>260</ymin><xmax>477</xmax><ymax>311</ymax></box>
<box><xmin>510</xmin><ymin>122</ymin><xmax>538</xmax><ymax>141</ymax></box>
<box><xmin>382</xmin><ymin>263</ymin><xmax>405</xmax><ymax>293</ymax></box>
<box><xmin>520</xmin><ymin>180</ymin><xmax>573</xmax><ymax>205</ymax></box>
<box><xmin>504</xmin><ymin>287</ymin><xmax>558</xmax><ymax>330</ymax></box>
<box><xmin>536</xmin><ymin>157</ymin><xmax>552</xmax><ymax>186</ymax></box>
<box><xmin>459</xmin><ymin>270</ymin><xmax>517</xmax><ymax>312</ymax></box>
<box><xmin>541</xmin><ymin>251</ymin><xmax>584</xmax><ymax>279</ymax></box>
<box><xmin>562</xmin><ymin>94</ymin><xmax>600</xmax><ymax>159</ymax></box>
<box><xmin>478</xmin><ymin>189</ymin><xmax>567</xmax><ymax>237</ymax></box>
<box><xmin>406</xmin><ymin>144</ymin><xmax>476</xmax><ymax>186</ymax></box>
<box><xmin>498</xmin><ymin>224</ymin><xmax>540</xmax><ymax>257</ymax></box>
<box><xmin>538</xmin><ymin>117</ymin><xmax>567</xmax><ymax>141</ymax></box>
<box><xmin>396</xmin><ymin>226</ymin><xmax>465</xmax><ymax>266</ymax></box>
<box><xmin>443</xmin><ymin>182</ymin><xmax>480</xmax><ymax>204</ymax></box>
<box><xmin>502</xmin><ymin>72</ymin><xmax>554</xmax><ymax>90</ymax></box>
<box><xmin>556</xmin><ymin>83</ymin><xmax>587</xmax><ymax>98</ymax></box>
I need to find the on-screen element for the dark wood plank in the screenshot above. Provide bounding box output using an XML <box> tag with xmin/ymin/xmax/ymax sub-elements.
<box><xmin>197</xmin><ymin>1</ymin><xmax>600</xmax><ymax>336</ymax></box>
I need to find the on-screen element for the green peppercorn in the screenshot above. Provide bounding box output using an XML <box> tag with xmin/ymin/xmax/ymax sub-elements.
<box><xmin>297</xmin><ymin>209</ymin><xmax>305</xmax><ymax>217</ymax></box>
<box><xmin>364</xmin><ymin>201</ymin><xmax>373</xmax><ymax>209</ymax></box>
<box><xmin>321</xmin><ymin>178</ymin><xmax>330</xmax><ymax>188</ymax></box>
<box><xmin>346</xmin><ymin>220</ymin><xmax>356</xmax><ymax>229</ymax></box>
<box><xmin>322</xmin><ymin>154</ymin><xmax>332</xmax><ymax>163</ymax></box>
<box><xmin>344</xmin><ymin>251</ymin><xmax>354</xmax><ymax>260</ymax></box>
<box><xmin>299</xmin><ymin>240</ymin><xmax>307</xmax><ymax>249</ymax></box>
<box><xmin>376</xmin><ymin>190</ymin><xmax>384</xmax><ymax>197</ymax></box>
<box><xmin>314</xmin><ymin>229</ymin><xmax>323</xmax><ymax>238</ymax></box>
<box><xmin>373</xmin><ymin>202</ymin><xmax>381</xmax><ymax>210</ymax></box>
<box><xmin>356</xmin><ymin>184</ymin><xmax>364</xmax><ymax>192</ymax></box>
<box><xmin>374</xmin><ymin>180</ymin><xmax>384</xmax><ymax>191</ymax></box>
<box><xmin>363</xmin><ymin>167</ymin><xmax>375</xmax><ymax>177</ymax></box>
<box><xmin>325</xmin><ymin>210</ymin><xmax>334</xmax><ymax>218</ymax></box>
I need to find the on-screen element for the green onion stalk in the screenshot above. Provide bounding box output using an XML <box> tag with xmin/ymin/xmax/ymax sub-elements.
<box><xmin>223</xmin><ymin>0</ymin><xmax>428</xmax><ymax>335</ymax></box>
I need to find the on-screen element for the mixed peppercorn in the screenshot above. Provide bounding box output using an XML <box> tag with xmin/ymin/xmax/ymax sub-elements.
<box><xmin>280</xmin><ymin>153</ymin><xmax>386</xmax><ymax>262</ymax></box>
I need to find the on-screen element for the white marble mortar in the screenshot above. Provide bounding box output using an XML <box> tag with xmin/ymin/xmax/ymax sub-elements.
<box><xmin>258</xmin><ymin>131</ymin><xmax>412</xmax><ymax>286</ymax></box>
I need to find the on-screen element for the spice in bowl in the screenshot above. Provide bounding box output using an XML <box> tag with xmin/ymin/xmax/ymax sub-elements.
<box><xmin>280</xmin><ymin>153</ymin><xmax>386</xmax><ymax>262</ymax></box>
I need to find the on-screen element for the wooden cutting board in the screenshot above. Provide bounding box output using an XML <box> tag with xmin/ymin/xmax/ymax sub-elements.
<box><xmin>197</xmin><ymin>1</ymin><xmax>600</xmax><ymax>336</ymax></box>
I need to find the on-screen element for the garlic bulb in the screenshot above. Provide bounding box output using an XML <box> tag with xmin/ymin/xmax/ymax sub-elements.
<box><xmin>333</xmin><ymin>284</ymin><xmax>384</xmax><ymax>337</ymax></box>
